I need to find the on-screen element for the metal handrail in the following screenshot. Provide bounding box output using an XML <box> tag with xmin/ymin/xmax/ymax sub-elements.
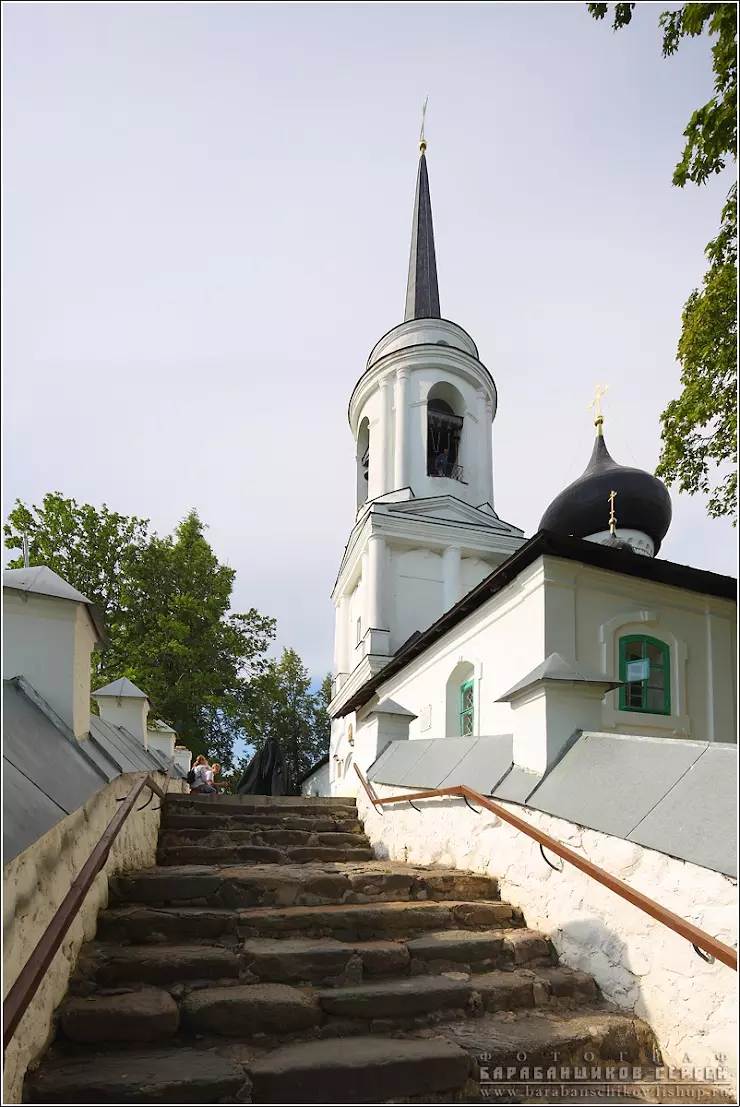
<box><xmin>354</xmin><ymin>764</ymin><xmax>737</xmax><ymax>972</ymax></box>
<box><xmin>3</xmin><ymin>761</ymin><xmax>175</xmax><ymax>1051</ymax></box>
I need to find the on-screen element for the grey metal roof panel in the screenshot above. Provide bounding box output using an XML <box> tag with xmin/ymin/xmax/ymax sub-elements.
<box><xmin>371</xmin><ymin>699</ymin><xmax>418</xmax><ymax>718</ymax></box>
<box><xmin>2</xmin><ymin>681</ymin><xmax>108</xmax><ymax>864</ymax></box>
<box><xmin>492</xmin><ymin>766</ymin><xmax>543</xmax><ymax>804</ymax></box>
<box><xmin>88</xmin><ymin>717</ymin><xmax>161</xmax><ymax>775</ymax></box>
<box><xmin>3</xmin><ymin>566</ymin><xmax>92</xmax><ymax>605</ymax></box>
<box><xmin>438</xmin><ymin>735</ymin><xmax>514</xmax><ymax>794</ymax></box>
<box><xmin>398</xmin><ymin>737</ymin><xmax>481</xmax><ymax>789</ymax></box>
<box><xmin>2</xmin><ymin>760</ymin><xmax>69</xmax><ymax>865</ymax></box>
<box><xmin>497</xmin><ymin>653</ymin><xmax>622</xmax><ymax>702</ymax></box>
<box><xmin>526</xmin><ymin>732</ymin><xmax>708</xmax><ymax>839</ymax></box>
<box><xmin>370</xmin><ymin>739</ymin><xmax>434</xmax><ymax>787</ymax></box>
<box><xmin>627</xmin><ymin>744</ymin><xmax>738</xmax><ymax>877</ymax></box>
<box><xmin>92</xmin><ymin>677</ymin><xmax>149</xmax><ymax>700</ymax></box>
<box><xmin>365</xmin><ymin>742</ymin><xmax>397</xmax><ymax>783</ymax></box>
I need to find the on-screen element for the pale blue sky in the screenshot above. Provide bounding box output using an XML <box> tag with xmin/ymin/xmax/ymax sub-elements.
<box><xmin>3</xmin><ymin>3</ymin><xmax>736</xmax><ymax>677</ymax></box>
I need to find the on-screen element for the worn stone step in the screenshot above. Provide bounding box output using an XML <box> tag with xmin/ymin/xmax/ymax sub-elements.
<box><xmin>59</xmin><ymin>989</ymin><xmax>179</xmax><ymax>1044</ymax></box>
<box><xmin>26</xmin><ymin>1047</ymin><xmax>246</xmax><ymax>1103</ymax></box>
<box><xmin>160</xmin><ymin>810</ymin><xmax>364</xmax><ymax>834</ymax></box>
<box><xmin>247</xmin><ymin>1034</ymin><xmax>473</xmax><ymax>1103</ymax></box>
<box><xmin>110</xmin><ymin>862</ymin><xmax>500</xmax><ymax>910</ymax></box>
<box><xmin>181</xmin><ymin>982</ymin><xmax>322</xmax><ymax>1036</ymax></box>
<box><xmin>317</xmin><ymin>973</ymin><xmax>472</xmax><ymax>1019</ymax></box>
<box><xmin>238</xmin><ymin>899</ymin><xmax>522</xmax><ymax>940</ymax></box>
<box><xmin>164</xmin><ymin>795</ymin><xmax>357</xmax><ymax>818</ymax></box>
<box><xmin>159</xmin><ymin>828</ymin><xmax>369</xmax><ymax>849</ymax></box>
<box><xmin>241</xmin><ymin>936</ymin><xmax>411</xmax><ymax>983</ymax></box>
<box><xmin>407</xmin><ymin>928</ymin><xmax>555</xmax><ymax>973</ymax></box>
<box><xmin>83</xmin><ymin>943</ymin><xmax>240</xmax><ymax>987</ymax></box>
<box><xmin>156</xmin><ymin>844</ymin><xmax>376</xmax><ymax>866</ymax></box>
<box><xmin>432</xmin><ymin>1008</ymin><xmax>658</xmax><ymax>1071</ymax></box>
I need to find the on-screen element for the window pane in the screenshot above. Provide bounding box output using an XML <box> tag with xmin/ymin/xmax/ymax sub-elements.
<box><xmin>626</xmin><ymin>684</ymin><xmax>644</xmax><ymax>708</ymax></box>
<box><xmin>646</xmin><ymin>642</ymin><xmax>665</xmax><ymax>664</ymax></box>
<box><xmin>461</xmin><ymin>684</ymin><xmax>474</xmax><ymax>711</ymax></box>
<box><xmin>624</xmin><ymin>641</ymin><xmax>643</xmax><ymax>662</ymax></box>
<box><xmin>461</xmin><ymin>711</ymin><xmax>474</xmax><ymax>736</ymax></box>
<box><xmin>646</xmin><ymin>687</ymin><xmax>665</xmax><ymax>712</ymax></box>
<box><xmin>649</xmin><ymin>668</ymin><xmax>665</xmax><ymax>690</ymax></box>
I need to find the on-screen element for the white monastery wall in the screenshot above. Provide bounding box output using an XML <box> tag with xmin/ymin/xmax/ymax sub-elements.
<box><xmin>358</xmin><ymin>784</ymin><xmax>738</xmax><ymax>1092</ymax></box>
<box><xmin>2</xmin><ymin>771</ymin><xmax>188</xmax><ymax>1104</ymax></box>
<box><xmin>301</xmin><ymin>761</ymin><xmax>331</xmax><ymax>797</ymax></box>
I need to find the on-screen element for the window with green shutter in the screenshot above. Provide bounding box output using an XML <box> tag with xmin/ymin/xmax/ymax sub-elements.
<box><xmin>460</xmin><ymin>679</ymin><xmax>474</xmax><ymax>736</ymax></box>
<box><xmin>619</xmin><ymin>635</ymin><xmax>670</xmax><ymax>714</ymax></box>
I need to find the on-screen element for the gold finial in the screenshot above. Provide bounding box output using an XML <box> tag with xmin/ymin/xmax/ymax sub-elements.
<box><xmin>608</xmin><ymin>489</ymin><xmax>617</xmax><ymax>535</ymax></box>
<box><xmin>419</xmin><ymin>95</ymin><xmax>428</xmax><ymax>153</ymax></box>
<box><xmin>588</xmin><ymin>383</ymin><xmax>609</xmax><ymax>435</ymax></box>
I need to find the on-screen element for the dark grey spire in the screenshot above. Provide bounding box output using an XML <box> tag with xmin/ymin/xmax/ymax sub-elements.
<box><xmin>404</xmin><ymin>150</ymin><xmax>441</xmax><ymax>321</ymax></box>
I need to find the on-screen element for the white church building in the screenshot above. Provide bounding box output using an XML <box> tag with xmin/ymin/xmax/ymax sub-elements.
<box><xmin>320</xmin><ymin>140</ymin><xmax>737</xmax><ymax>795</ymax></box>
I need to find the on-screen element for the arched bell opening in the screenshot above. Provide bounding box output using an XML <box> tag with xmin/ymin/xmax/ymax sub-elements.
<box><xmin>356</xmin><ymin>417</ymin><xmax>370</xmax><ymax>510</ymax></box>
<box><xmin>426</xmin><ymin>383</ymin><xmax>464</xmax><ymax>481</ymax></box>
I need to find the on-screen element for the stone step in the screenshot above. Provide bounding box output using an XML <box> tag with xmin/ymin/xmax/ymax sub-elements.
<box><xmin>159</xmin><ymin>828</ymin><xmax>370</xmax><ymax>849</ymax></box>
<box><xmin>25</xmin><ymin>1047</ymin><xmax>246</xmax><ymax>1103</ymax></box>
<box><xmin>181</xmin><ymin>982</ymin><xmax>322</xmax><ymax>1037</ymax></box>
<box><xmin>247</xmin><ymin>1035</ymin><xmax>473</xmax><ymax>1103</ymax></box>
<box><xmin>238</xmin><ymin>899</ymin><xmax>522</xmax><ymax>940</ymax></box>
<box><xmin>82</xmin><ymin>944</ymin><xmax>241</xmax><ymax>987</ymax></box>
<box><xmin>59</xmin><ymin>989</ymin><xmax>179</xmax><ymax>1044</ymax></box>
<box><xmin>160</xmin><ymin>810</ymin><xmax>364</xmax><ymax>834</ymax></box>
<box><xmin>109</xmin><ymin>862</ymin><xmax>500</xmax><ymax>910</ymax></box>
<box><xmin>156</xmin><ymin>844</ymin><xmax>376</xmax><ymax>866</ymax></box>
<box><xmin>164</xmin><ymin>795</ymin><xmax>357</xmax><ymax>818</ymax></box>
<box><xmin>432</xmin><ymin>1008</ymin><xmax>658</xmax><ymax>1072</ymax></box>
<box><xmin>316</xmin><ymin>973</ymin><xmax>472</xmax><ymax>1020</ymax></box>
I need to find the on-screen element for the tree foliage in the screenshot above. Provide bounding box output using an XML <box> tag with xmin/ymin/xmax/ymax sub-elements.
<box><xmin>589</xmin><ymin>3</ymin><xmax>737</xmax><ymax>521</ymax></box>
<box><xmin>239</xmin><ymin>650</ymin><xmax>331</xmax><ymax>791</ymax></box>
<box><xmin>4</xmin><ymin>495</ymin><xmax>275</xmax><ymax>766</ymax></box>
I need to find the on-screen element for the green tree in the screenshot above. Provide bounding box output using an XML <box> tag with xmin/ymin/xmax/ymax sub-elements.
<box><xmin>240</xmin><ymin>650</ymin><xmax>331</xmax><ymax>791</ymax></box>
<box><xmin>589</xmin><ymin>3</ymin><xmax>737</xmax><ymax>521</ymax></box>
<box><xmin>4</xmin><ymin>496</ymin><xmax>275</xmax><ymax>766</ymax></box>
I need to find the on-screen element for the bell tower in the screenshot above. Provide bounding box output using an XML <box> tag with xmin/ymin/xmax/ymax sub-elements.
<box><xmin>328</xmin><ymin>134</ymin><xmax>525</xmax><ymax>773</ymax></box>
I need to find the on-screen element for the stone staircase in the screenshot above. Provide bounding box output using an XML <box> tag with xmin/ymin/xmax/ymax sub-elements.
<box><xmin>26</xmin><ymin>794</ymin><xmax>659</xmax><ymax>1104</ymax></box>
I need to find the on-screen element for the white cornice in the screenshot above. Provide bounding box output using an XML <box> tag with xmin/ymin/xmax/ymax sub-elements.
<box><xmin>329</xmin><ymin>654</ymin><xmax>390</xmax><ymax>717</ymax></box>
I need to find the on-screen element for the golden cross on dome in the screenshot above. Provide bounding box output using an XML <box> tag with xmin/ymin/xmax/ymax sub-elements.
<box><xmin>608</xmin><ymin>489</ymin><xmax>617</xmax><ymax>534</ymax></box>
<box><xmin>589</xmin><ymin>384</ymin><xmax>609</xmax><ymax>434</ymax></box>
<box><xmin>419</xmin><ymin>96</ymin><xmax>429</xmax><ymax>153</ymax></box>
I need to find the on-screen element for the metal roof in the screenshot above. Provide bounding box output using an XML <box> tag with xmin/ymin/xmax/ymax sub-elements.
<box><xmin>92</xmin><ymin>677</ymin><xmax>149</xmax><ymax>700</ymax></box>
<box><xmin>496</xmin><ymin>653</ymin><xmax>623</xmax><ymax>702</ymax></box>
<box><xmin>2</xmin><ymin>677</ymin><xmax>184</xmax><ymax>866</ymax></box>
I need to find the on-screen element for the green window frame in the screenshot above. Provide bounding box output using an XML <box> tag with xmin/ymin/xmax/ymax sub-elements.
<box><xmin>460</xmin><ymin>679</ymin><xmax>475</xmax><ymax>736</ymax></box>
<box><xmin>618</xmin><ymin>634</ymin><xmax>671</xmax><ymax>715</ymax></box>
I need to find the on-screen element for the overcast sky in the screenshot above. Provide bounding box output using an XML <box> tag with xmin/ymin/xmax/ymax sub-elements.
<box><xmin>4</xmin><ymin>3</ymin><xmax>736</xmax><ymax>679</ymax></box>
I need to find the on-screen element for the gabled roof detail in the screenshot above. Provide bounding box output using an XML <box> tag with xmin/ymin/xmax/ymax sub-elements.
<box><xmin>92</xmin><ymin>677</ymin><xmax>149</xmax><ymax>701</ymax></box>
<box><xmin>496</xmin><ymin>653</ymin><xmax>623</xmax><ymax>702</ymax></box>
<box><xmin>3</xmin><ymin>565</ymin><xmax>107</xmax><ymax>641</ymax></box>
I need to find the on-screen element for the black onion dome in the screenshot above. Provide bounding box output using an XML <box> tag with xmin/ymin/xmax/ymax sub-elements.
<box><xmin>539</xmin><ymin>431</ymin><xmax>672</xmax><ymax>554</ymax></box>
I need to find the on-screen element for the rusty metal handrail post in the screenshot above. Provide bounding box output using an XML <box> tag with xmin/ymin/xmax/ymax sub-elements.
<box><xmin>354</xmin><ymin>764</ymin><xmax>737</xmax><ymax>972</ymax></box>
<box><xmin>3</xmin><ymin>761</ymin><xmax>174</xmax><ymax>1052</ymax></box>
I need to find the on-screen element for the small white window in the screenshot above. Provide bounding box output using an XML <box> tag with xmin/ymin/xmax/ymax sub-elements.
<box><xmin>356</xmin><ymin>617</ymin><xmax>362</xmax><ymax>645</ymax></box>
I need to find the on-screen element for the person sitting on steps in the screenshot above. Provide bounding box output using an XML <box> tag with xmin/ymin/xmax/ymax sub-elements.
<box><xmin>190</xmin><ymin>754</ymin><xmax>217</xmax><ymax>794</ymax></box>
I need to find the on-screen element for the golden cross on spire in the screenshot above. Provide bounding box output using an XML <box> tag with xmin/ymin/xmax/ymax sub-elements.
<box><xmin>419</xmin><ymin>95</ymin><xmax>429</xmax><ymax>153</ymax></box>
<box><xmin>608</xmin><ymin>489</ymin><xmax>617</xmax><ymax>535</ymax></box>
<box><xmin>588</xmin><ymin>383</ymin><xmax>609</xmax><ymax>434</ymax></box>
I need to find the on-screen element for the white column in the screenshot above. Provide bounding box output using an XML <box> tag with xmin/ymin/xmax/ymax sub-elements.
<box><xmin>442</xmin><ymin>545</ymin><xmax>462</xmax><ymax>611</ymax></box>
<box><xmin>475</xmin><ymin>388</ymin><xmax>487</xmax><ymax>505</ymax></box>
<box><xmin>333</xmin><ymin>601</ymin><xmax>342</xmax><ymax>675</ymax></box>
<box><xmin>374</xmin><ymin>375</ymin><xmax>391</xmax><ymax>498</ymax></box>
<box><xmin>394</xmin><ymin>368</ymin><xmax>410</xmax><ymax>489</ymax></box>
<box><xmin>486</xmin><ymin>397</ymin><xmax>494</xmax><ymax>507</ymax></box>
<box><xmin>367</xmin><ymin>534</ymin><xmax>387</xmax><ymax>629</ymax></box>
<box><xmin>339</xmin><ymin>594</ymin><xmax>350</xmax><ymax>672</ymax></box>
